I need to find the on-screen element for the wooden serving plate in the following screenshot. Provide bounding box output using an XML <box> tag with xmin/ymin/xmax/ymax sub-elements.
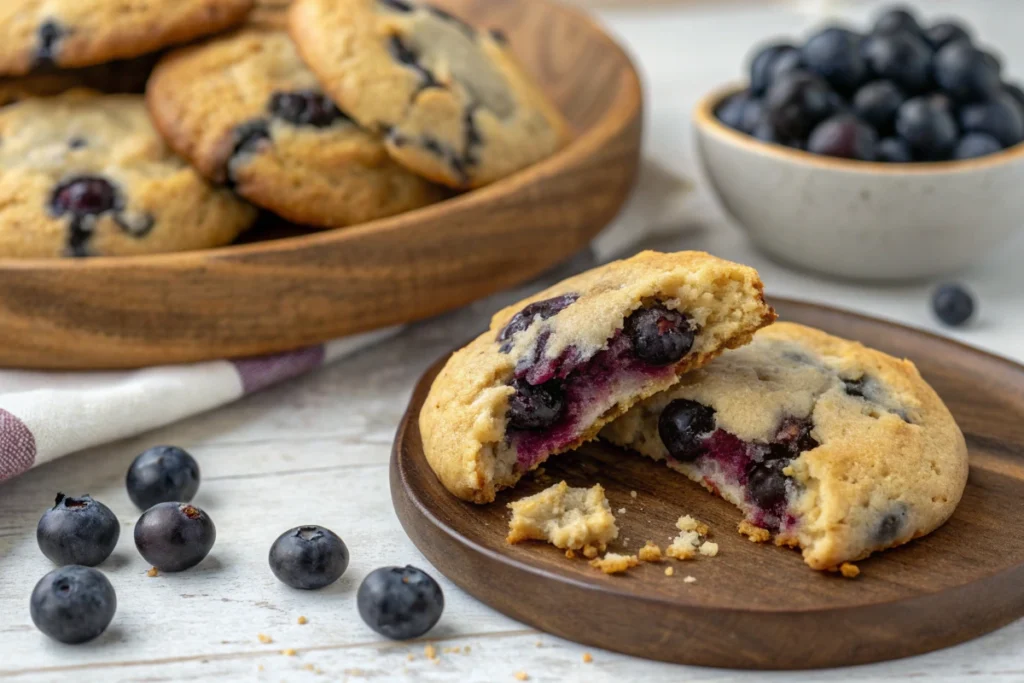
<box><xmin>0</xmin><ymin>0</ymin><xmax>641</xmax><ymax>370</ymax></box>
<box><xmin>391</xmin><ymin>298</ymin><xmax>1024</xmax><ymax>670</ymax></box>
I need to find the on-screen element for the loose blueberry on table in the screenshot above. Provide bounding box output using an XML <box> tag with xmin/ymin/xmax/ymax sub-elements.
<box><xmin>37</xmin><ymin>493</ymin><xmax>120</xmax><ymax>567</ymax></box>
<box><xmin>357</xmin><ymin>565</ymin><xmax>444</xmax><ymax>640</ymax></box>
<box><xmin>717</xmin><ymin>4</ymin><xmax>1024</xmax><ymax>162</ymax></box>
<box><xmin>134</xmin><ymin>502</ymin><xmax>216</xmax><ymax>572</ymax></box>
<box><xmin>30</xmin><ymin>565</ymin><xmax>117</xmax><ymax>644</ymax></box>
<box><xmin>125</xmin><ymin>445</ymin><xmax>201</xmax><ymax>511</ymax></box>
<box><xmin>932</xmin><ymin>283</ymin><xmax>975</xmax><ymax>327</ymax></box>
<box><xmin>269</xmin><ymin>526</ymin><xmax>350</xmax><ymax>590</ymax></box>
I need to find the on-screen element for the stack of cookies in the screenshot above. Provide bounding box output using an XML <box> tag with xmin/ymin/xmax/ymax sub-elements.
<box><xmin>0</xmin><ymin>0</ymin><xmax>570</xmax><ymax>258</ymax></box>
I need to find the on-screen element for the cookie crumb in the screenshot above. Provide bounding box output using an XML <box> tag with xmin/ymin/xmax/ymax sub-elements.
<box><xmin>589</xmin><ymin>552</ymin><xmax>639</xmax><ymax>574</ymax></box>
<box><xmin>666</xmin><ymin>530</ymin><xmax>701</xmax><ymax>560</ymax></box>
<box><xmin>582</xmin><ymin>652</ymin><xmax>593</xmax><ymax>663</ymax></box>
<box><xmin>407</xmin><ymin>653</ymin><xmax>415</xmax><ymax>662</ymax></box>
<box><xmin>535</xmin><ymin>641</ymin><xmax>542</xmax><ymax>647</ymax></box>
<box><xmin>630</xmin><ymin>490</ymin><xmax>637</xmax><ymax>498</ymax></box>
<box><xmin>281</xmin><ymin>648</ymin><xmax>297</xmax><ymax>656</ymax></box>
<box><xmin>514</xmin><ymin>673</ymin><xmax>529</xmax><ymax>681</ymax></box>
<box><xmin>676</xmin><ymin>514</ymin><xmax>710</xmax><ymax>536</ymax></box>
<box><xmin>582</xmin><ymin>544</ymin><xmax>599</xmax><ymax>559</ymax></box>
<box><xmin>565</xmin><ymin>549</ymin><xmax>576</xmax><ymax>559</ymax></box>
<box><xmin>699</xmin><ymin>541</ymin><xmax>719</xmax><ymax>557</ymax></box>
<box><xmin>664</xmin><ymin>566</ymin><xmax>674</xmax><ymax>576</ymax></box>
<box><xmin>146</xmin><ymin>567</ymin><xmax>159</xmax><ymax>577</ymax></box>
<box><xmin>297</xmin><ymin>616</ymin><xmax>308</xmax><ymax>625</ymax></box>
<box><xmin>258</xmin><ymin>633</ymin><xmax>273</xmax><ymax>644</ymax></box>
<box><xmin>302</xmin><ymin>664</ymin><xmax>315</xmax><ymax>672</ymax></box>
<box><xmin>840</xmin><ymin>562</ymin><xmax>860</xmax><ymax>578</ymax></box>
<box><xmin>424</xmin><ymin>644</ymin><xmax>438</xmax><ymax>660</ymax></box>
<box><xmin>683</xmin><ymin>575</ymin><xmax>697</xmax><ymax>584</ymax></box>
<box><xmin>506</xmin><ymin>482</ymin><xmax>618</xmax><ymax>552</ymax></box>
<box><xmin>617</xmin><ymin>507</ymin><xmax>626</xmax><ymax>514</ymax></box>
<box><xmin>638</xmin><ymin>541</ymin><xmax>663</xmax><ymax>562</ymax></box>
<box><xmin>257</xmin><ymin>664</ymin><xmax>264</xmax><ymax>672</ymax></box>
<box><xmin>443</xmin><ymin>646</ymin><xmax>462</xmax><ymax>654</ymax></box>
<box><xmin>738</xmin><ymin>520</ymin><xmax>771</xmax><ymax>543</ymax></box>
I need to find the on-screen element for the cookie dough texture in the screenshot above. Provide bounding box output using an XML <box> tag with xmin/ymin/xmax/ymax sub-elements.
<box><xmin>506</xmin><ymin>481</ymin><xmax>618</xmax><ymax>551</ymax></box>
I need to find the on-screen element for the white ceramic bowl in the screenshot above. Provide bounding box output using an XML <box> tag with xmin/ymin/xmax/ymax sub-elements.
<box><xmin>694</xmin><ymin>85</ymin><xmax>1024</xmax><ymax>281</ymax></box>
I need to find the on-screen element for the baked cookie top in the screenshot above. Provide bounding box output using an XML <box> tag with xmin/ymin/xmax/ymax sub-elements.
<box><xmin>0</xmin><ymin>0</ymin><xmax>253</xmax><ymax>76</ymax></box>
<box><xmin>288</xmin><ymin>0</ymin><xmax>570</xmax><ymax>189</ymax></box>
<box><xmin>601</xmin><ymin>322</ymin><xmax>969</xmax><ymax>570</ymax></box>
<box><xmin>147</xmin><ymin>29</ymin><xmax>443</xmax><ymax>228</ymax></box>
<box><xmin>0</xmin><ymin>91</ymin><xmax>256</xmax><ymax>258</ymax></box>
<box><xmin>419</xmin><ymin>250</ymin><xmax>776</xmax><ymax>503</ymax></box>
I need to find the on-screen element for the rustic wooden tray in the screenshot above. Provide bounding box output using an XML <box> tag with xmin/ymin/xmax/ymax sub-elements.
<box><xmin>391</xmin><ymin>297</ymin><xmax>1024</xmax><ymax>670</ymax></box>
<box><xmin>0</xmin><ymin>0</ymin><xmax>642</xmax><ymax>370</ymax></box>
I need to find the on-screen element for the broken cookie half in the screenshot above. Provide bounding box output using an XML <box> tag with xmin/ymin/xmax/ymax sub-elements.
<box><xmin>419</xmin><ymin>251</ymin><xmax>776</xmax><ymax>503</ymax></box>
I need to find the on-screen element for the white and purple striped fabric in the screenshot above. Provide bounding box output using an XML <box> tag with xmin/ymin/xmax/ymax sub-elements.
<box><xmin>0</xmin><ymin>330</ymin><xmax>396</xmax><ymax>484</ymax></box>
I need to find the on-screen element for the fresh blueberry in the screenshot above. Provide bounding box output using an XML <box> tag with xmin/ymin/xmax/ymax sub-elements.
<box><xmin>862</xmin><ymin>33</ymin><xmax>932</xmax><ymax>93</ymax></box>
<box><xmin>49</xmin><ymin>176</ymin><xmax>118</xmax><ymax>217</ymax></box>
<box><xmin>1004</xmin><ymin>82</ymin><xmax>1024</xmax><ymax>110</ymax></box>
<box><xmin>933</xmin><ymin>41</ymin><xmax>1001</xmax><ymax>103</ymax></box>
<box><xmin>877</xmin><ymin>136</ymin><xmax>913</xmax><ymax>162</ymax></box>
<box><xmin>749</xmin><ymin>43</ymin><xmax>801</xmax><ymax>96</ymax></box>
<box><xmin>980</xmin><ymin>49</ymin><xmax>1003</xmax><ymax>77</ymax></box>
<box><xmin>625</xmin><ymin>304</ymin><xmax>695</xmax><ymax>366</ymax></box>
<box><xmin>738</xmin><ymin>97</ymin><xmax>766</xmax><ymax>134</ymax></box>
<box><xmin>925</xmin><ymin>20</ymin><xmax>972</xmax><ymax>50</ymax></box>
<box><xmin>268</xmin><ymin>90</ymin><xmax>346</xmax><ymax>128</ymax></box>
<box><xmin>506</xmin><ymin>378</ymin><xmax>564</xmax><ymax>431</ymax></box>
<box><xmin>765</xmin><ymin>71</ymin><xmax>837</xmax><ymax>141</ymax></box>
<box><xmin>807</xmin><ymin>114</ymin><xmax>878</xmax><ymax>160</ymax></box>
<box><xmin>746</xmin><ymin>454</ymin><xmax>790</xmax><ymax>512</ymax></box>
<box><xmin>134</xmin><ymin>502</ymin><xmax>216</xmax><ymax>572</ymax></box>
<box><xmin>853</xmin><ymin>80</ymin><xmax>905</xmax><ymax>134</ymax></box>
<box><xmin>895</xmin><ymin>96</ymin><xmax>959</xmax><ymax>160</ymax></box>
<box><xmin>269</xmin><ymin>526</ymin><xmax>349</xmax><ymax>590</ymax></box>
<box><xmin>30</xmin><ymin>565</ymin><xmax>116</xmax><ymax>644</ymax></box>
<box><xmin>716</xmin><ymin>91</ymin><xmax>750</xmax><ymax>130</ymax></box>
<box><xmin>357</xmin><ymin>565</ymin><xmax>444</xmax><ymax>640</ymax></box>
<box><xmin>932</xmin><ymin>283</ymin><xmax>975</xmax><ymax>326</ymax></box>
<box><xmin>801</xmin><ymin>27</ymin><xmax>866</xmax><ymax>93</ymax></box>
<box><xmin>751</xmin><ymin>116</ymin><xmax>782</xmax><ymax>144</ymax></box>
<box><xmin>658</xmin><ymin>399</ymin><xmax>716</xmax><ymax>462</ymax></box>
<box><xmin>496</xmin><ymin>293</ymin><xmax>578</xmax><ymax>352</ymax></box>
<box><xmin>928</xmin><ymin>92</ymin><xmax>955</xmax><ymax>114</ymax></box>
<box><xmin>872</xmin><ymin>6</ymin><xmax>923</xmax><ymax>38</ymax></box>
<box><xmin>959</xmin><ymin>93</ymin><xmax>1024</xmax><ymax>147</ymax></box>
<box><xmin>37</xmin><ymin>494</ymin><xmax>120</xmax><ymax>567</ymax></box>
<box><xmin>126</xmin><ymin>446</ymin><xmax>200</xmax><ymax>511</ymax></box>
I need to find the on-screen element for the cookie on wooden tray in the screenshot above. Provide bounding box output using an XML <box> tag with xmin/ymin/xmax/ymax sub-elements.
<box><xmin>601</xmin><ymin>322</ymin><xmax>969</xmax><ymax>570</ymax></box>
<box><xmin>0</xmin><ymin>0</ymin><xmax>254</xmax><ymax>76</ymax></box>
<box><xmin>0</xmin><ymin>91</ymin><xmax>256</xmax><ymax>258</ymax></box>
<box><xmin>288</xmin><ymin>0</ymin><xmax>570</xmax><ymax>189</ymax></box>
<box><xmin>147</xmin><ymin>29</ymin><xmax>444</xmax><ymax>228</ymax></box>
<box><xmin>419</xmin><ymin>251</ymin><xmax>776</xmax><ymax>503</ymax></box>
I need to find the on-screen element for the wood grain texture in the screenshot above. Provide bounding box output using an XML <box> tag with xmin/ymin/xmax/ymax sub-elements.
<box><xmin>0</xmin><ymin>0</ymin><xmax>642</xmax><ymax>370</ymax></box>
<box><xmin>392</xmin><ymin>297</ymin><xmax>1024</xmax><ymax>670</ymax></box>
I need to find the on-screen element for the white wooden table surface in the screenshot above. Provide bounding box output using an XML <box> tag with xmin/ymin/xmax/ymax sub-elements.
<box><xmin>3</xmin><ymin>1</ymin><xmax>1024</xmax><ymax>681</ymax></box>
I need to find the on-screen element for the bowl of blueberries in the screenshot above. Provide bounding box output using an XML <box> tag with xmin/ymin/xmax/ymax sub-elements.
<box><xmin>694</xmin><ymin>5</ymin><xmax>1024</xmax><ymax>280</ymax></box>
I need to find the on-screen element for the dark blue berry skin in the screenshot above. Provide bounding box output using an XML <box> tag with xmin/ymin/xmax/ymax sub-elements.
<box><xmin>37</xmin><ymin>494</ymin><xmax>120</xmax><ymax>567</ymax></box>
<box><xmin>953</xmin><ymin>133</ymin><xmax>1003</xmax><ymax>159</ymax></box>
<box><xmin>872</xmin><ymin>6</ymin><xmax>923</xmax><ymax>38</ymax></box>
<box><xmin>932</xmin><ymin>284</ymin><xmax>975</xmax><ymax>326</ymax></box>
<box><xmin>1004</xmin><ymin>83</ymin><xmax>1024</xmax><ymax>110</ymax></box>
<box><xmin>357</xmin><ymin>565</ymin><xmax>444</xmax><ymax>640</ymax></box>
<box><xmin>980</xmin><ymin>49</ymin><xmax>1003</xmax><ymax>77</ymax></box>
<box><xmin>269</xmin><ymin>526</ymin><xmax>349</xmax><ymax>590</ymax></box>
<box><xmin>895</xmin><ymin>97</ymin><xmax>959</xmax><ymax>161</ymax></box>
<box><xmin>862</xmin><ymin>33</ymin><xmax>932</xmax><ymax>93</ymax></box>
<box><xmin>496</xmin><ymin>293</ymin><xmax>578</xmax><ymax>353</ymax></box>
<box><xmin>738</xmin><ymin>97</ymin><xmax>766</xmax><ymax>134</ymax></box>
<box><xmin>746</xmin><ymin>451</ymin><xmax>791</xmax><ymax>512</ymax></box>
<box><xmin>801</xmin><ymin>27</ymin><xmax>866</xmax><ymax>94</ymax></box>
<box><xmin>507</xmin><ymin>378</ymin><xmax>564</xmax><ymax>431</ymax></box>
<box><xmin>126</xmin><ymin>446</ymin><xmax>200</xmax><ymax>511</ymax></box>
<box><xmin>134</xmin><ymin>503</ymin><xmax>216</xmax><ymax>572</ymax></box>
<box><xmin>751</xmin><ymin>116</ymin><xmax>782</xmax><ymax>144</ymax></box>
<box><xmin>958</xmin><ymin>93</ymin><xmax>1024</xmax><ymax>147</ymax></box>
<box><xmin>807</xmin><ymin>114</ymin><xmax>878</xmax><ymax>160</ymax></box>
<box><xmin>765</xmin><ymin>71</ymin><xmax>837</xmax><ymax>141</ymax></box>
<box><xmin>853</xmin><ymin>80</ymin><xmax>904</xmax><ymax>134</ymax></box>
<box><xmin>877</xmin><ymin>136</ymin><xmax>913</xmax><ymax>162</ymax></box>
<box><xmin>716</xmin><ymin>91</ymin><xmax>750</xmax><ymax>130</ymax></box>
<box><xmin>625</xmin><ymin>305</ymin><xmax>695</xmax><ymax>366</ymax></box>
<box><xmin>658</xmin><ymin>399</ymin><xmax>716</xmax><ymax>462</ymax></box>
<box><xmin>30</xmin><ymin>565</ymin><xmax>116</xmax><ymax>644</ymax></box>
<box><xmin>268</xmin><ymin>90</ymin><xmax>346</xmax><ymax>128</ymax></box>
<box><xmin>925</xmin><ymin>21</ymin><xmax>971</xmax><ymax>50</ymax></box>
<box><xmin>749</xmin><ymin>44</ymin><xmax>801</xmax><ymax>96</ymax></box>
<box><xmin>933</xmin><ymin>41</ymin><xmax>1001</xmax><ymax>103</ymax></box>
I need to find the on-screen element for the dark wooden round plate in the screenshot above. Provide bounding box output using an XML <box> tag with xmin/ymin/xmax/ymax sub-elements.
<box><xmin>0</xmin><ymin>0</ymin><xmax>641</xmax><ymax>369</ymax></box>
<box><xmin>391</xmin><ymin>297</ymin><xmax>1024</xmax><ymax>670</ymax></box>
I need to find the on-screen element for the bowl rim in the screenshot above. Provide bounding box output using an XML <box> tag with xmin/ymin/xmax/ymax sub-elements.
<box><xmin>694</xmin><ymin>83</ymin><xmax>1024</xmax><ymax>174</ymax></box>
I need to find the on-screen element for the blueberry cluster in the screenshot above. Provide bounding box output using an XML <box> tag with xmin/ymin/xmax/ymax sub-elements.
<box><xmin>29</xmin><ymin>445</ymin><xmax>443</xmax><ymax>645</ymax></box>
<box><xmin>717</xmin><ymin>6</ymin><xmax>1024</xmax><ymax>162</ymax></box>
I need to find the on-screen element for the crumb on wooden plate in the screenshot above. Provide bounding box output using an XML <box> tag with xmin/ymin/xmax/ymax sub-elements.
<box><xmin>582</xmin><ymin>652</ymin><xmax>593</xmax><ymax>663</ymax></box>
<box><xmin>699</xmin><ymin>541</ymin><xmax>719</xmax><ymax>557</ymax></box>
<box><xmin>617</xmin><ymin>507</ymin><xmax>626</xmax><ymax>514</ymax></box>
<box><xmin>630</xmin><ymin>490</ymin><xmax>637</xmax><ymax>498</ymax></box>
<box><xmin>676</xmin><ymin>514</ymin><xmax>710</xmax><ymax>536</ymax></box>
<box><xmin>565</xmin><ymin>548</ymin><xmax>576</xmax><ymax>559</ymax></box>
<box><xmin>683</xmin><ymin>575</ymin><xmax>697</xmax><ymax>584</ymax></box>
<box><xmin>297</xmin><ymin>615</ymin><xmax>308</xmax><ymax>625</ymax></box>
<box><xmin>840</xmin><ymin>562</ymin><xmax>860</xmax><ymax>578</ymax></box>
<box><xmin>738</xmin><ymin>520</ymin><xmax>771</xmax><ymax>543</ymax></box>
<box><xmin>664</xmin><ymin>566</ymin><xmax>674</xmax><ymax>576</ymax></box>
<box><xmin>638</xmin><ymin>541</ymin><xmax>662</xmax><ymax>562</ymax></box>
<box><xmin>589</xmin><ymin>552</ymin><xmax>639</xmax><ymax>574</ymax></box>
<box><xmin>582</xmin><ymin>544</ymin><xmax>600</xmax><ymax>559</ymax></box>
<box><xmin>506</xmin><ymin>481</ymin><xmax>618</xmax><ymax>553</ymax></box>
<box><xmin>257</xmin><ymin>633</ymin><xmax>273</xmax><ymax>644</ymax></box>
<box><xmin>665</xmin><ymin>530</ymin><xmax>701</xmax><ymax>560</ymax></box>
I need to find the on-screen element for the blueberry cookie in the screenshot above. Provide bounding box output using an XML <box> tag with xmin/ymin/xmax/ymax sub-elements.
<box><xmin>0</xmin><ymin>91</ymin><xmax>256</xmax><ymax>258</ymax></box>
<box><xmin>419</xmin><ymin>251</ymin><xmax>776</xmax><ymax>503</ymax></box>
<box><xmin>0</xmin><ymin>0</ymin><xmax>253</xmax><ymax>76</ymax></box>
<box><xmin>288</xmin><ymin>0</ymin><xmax>570</xmax><ymax>189</ymax></box>
<box><xmin>0</xmin><ymin>54</ymin><xmax>157</xmax><ymax>108</ymax></box>
<box><xmin>147</xmin><ymin>30</ymin><xmax>443</xmax><ymax>228</ymax></box>
<box><xmin>601</xmin><ymin>322</ymin><xmax>969</xmax><ymax>570</ymax></box>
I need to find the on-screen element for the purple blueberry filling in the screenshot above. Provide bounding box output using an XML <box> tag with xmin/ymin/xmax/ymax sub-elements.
<box><xmin>268</xmin><ymin>90</ymin><xmax>348</xmax><ymax>128</ymax></box>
